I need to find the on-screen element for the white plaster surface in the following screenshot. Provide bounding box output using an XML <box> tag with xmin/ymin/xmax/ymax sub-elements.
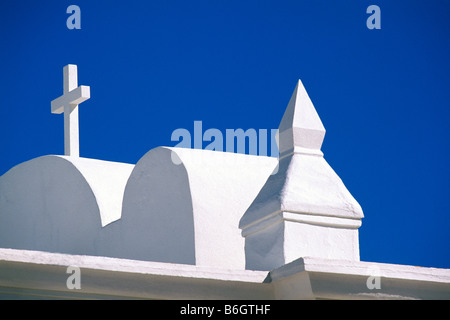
<box><xmin>244</xmin><ymin>218</ymin><xmax>360</xmax><ymax>270</ymax></box>
<box><xmin>0</xmin><ymin>248</ymin><xmax>268</xmax><ymax>283</ymax></box>
<box><xmin>0</xmin><ymin>248</ymin><xmax>273</xmax><ymax>299</ymax></box>
<box><xmin>240</xmin><ymin>153</ymin><xmax>364</xmax><ymax>230</ymax></box>
<box><xmin>0</xmin><ymin>155</ymin><xmax>133</xmax><ymax>255</ymax></box>
<box><xmin>62</xmin><ymin>156</ymin><xmax>134</xmax><ymax>226</ymax></box>
<box><xmin>1</xmin><ymin>248</ymin><xmax>449</xmax><ymax>300</ymax></box>
<box><xmin>51</xmin><ymin>65</ymin><xmax>90</xmax><ymax>157</ymax></box>
<box><xmin>0</xmin><ymin>148</ymin><xmax>281</xmax><ymax>269</ymax></box>
<box><xmin>120</xmin><ymin>146</ymin><xmax>278</xmax><ymax>268</ymax></box>
<box><xmin>270</xmin><ymin>256</ymin><xmax>450</xmax><ymax>284</ymax></box>
<box><xmin>278</xmin><ymin>79</ymin><xmax>326</xmax><ymax>156</ymax></box>
<box><xmin>240</xmin><ymin>79</ymin><xmax>363</xmax><ymax>270</ymax></box>
<box><xmin>269</xmin><ymin>257</ymin><xmax>450</xmax><ymax>300</ymax></box>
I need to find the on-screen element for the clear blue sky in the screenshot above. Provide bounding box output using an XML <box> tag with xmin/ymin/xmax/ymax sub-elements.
<box><xmin>0</xmin><ymin>1</ymin><xmax>449</xmax><ymax>268</ymax></box>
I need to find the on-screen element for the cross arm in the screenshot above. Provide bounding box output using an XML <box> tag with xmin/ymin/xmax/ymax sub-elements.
<box><xmin>51</xmin><ymin>85</ymin><xmax>91</xmax><ymax>114</ymax></box>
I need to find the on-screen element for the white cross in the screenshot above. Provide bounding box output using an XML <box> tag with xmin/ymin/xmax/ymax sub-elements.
<box><xmin>51</xmin><ymin>64</ymin><xmax>90</xmax><ymax>157</ymax></box>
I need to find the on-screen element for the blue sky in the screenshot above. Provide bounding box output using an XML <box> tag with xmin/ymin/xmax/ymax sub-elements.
<box><xmin>0</xmin><ymin>1</ymin><xmax>449</xmax><ymax>268</ymax></box>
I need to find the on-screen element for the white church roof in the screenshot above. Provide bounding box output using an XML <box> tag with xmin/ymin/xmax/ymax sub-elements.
<box><xmin>0</xmin><ymin>67</ymin><xmax>449</xmax><ymax>299</ymax></box>
<box><xmin>120</xmin><ymin>146</ymin><xmax>278</xmax><ymax>268</ymax></box>
<box><xmin>0</xmin><ymin>148</ymin><xmax>278</xmax><ymax>269</ymax></box>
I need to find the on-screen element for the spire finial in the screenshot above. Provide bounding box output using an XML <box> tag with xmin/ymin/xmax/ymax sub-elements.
<box><xmin>278</xmin><ymin>79</ymin><xmax>325</xmax><ymax>157</ymax></box>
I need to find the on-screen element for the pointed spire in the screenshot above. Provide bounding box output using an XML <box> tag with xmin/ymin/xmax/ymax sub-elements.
<box><xmin>278</xmin><ymin>79</ymin><xmax>326</xmax><ymax>157</ymax></box>
<box><xmin>239</xmin><ymin>80</ymin><xmax>363</xmax><ymax>270</ymax></box>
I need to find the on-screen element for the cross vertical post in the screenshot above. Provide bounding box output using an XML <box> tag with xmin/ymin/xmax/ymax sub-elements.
<box><xmin>64</xmin><ymin>65</ymin><xmax>79</xmax><ymax>157</ymax></box>
<box><xmin>51</xmin><ymin>64</ymin><xmax>90</xmax><ymax>157</ymax></box>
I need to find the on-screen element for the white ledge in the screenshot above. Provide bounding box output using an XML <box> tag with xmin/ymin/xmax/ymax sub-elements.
<box><xmin>269</xmin><ymin>256</ymin><xmax>450</xmax><ymax>284</ymax></box>
<box><xmin>1</xmin><ymin>248</ymin><xmax>449</xmax><ymax>299</ymax></box>
<box><xmin>0</xmin><ymin>248</ymin><xmax>268</xmax><ymax>284</ymax></box>
<box><xmin>278</xmin><ymin>146</ymin><xmax>324</xmax><ymax>160</ymax></box>
<box><xmin>241</xmin><ymin>210</ymin><xmax>362</xmax><ymax>237</ymax></box>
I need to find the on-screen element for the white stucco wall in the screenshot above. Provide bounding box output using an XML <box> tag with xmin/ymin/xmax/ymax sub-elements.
<box><xmin>120</xmin><ymin>147</ymin><xmax>278</xmax><ymax>269</ymax></box>
<box><xmin>0</xmin><ymin>155</ymin><xmax>133</xmax><ymax>256</ymax></box>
